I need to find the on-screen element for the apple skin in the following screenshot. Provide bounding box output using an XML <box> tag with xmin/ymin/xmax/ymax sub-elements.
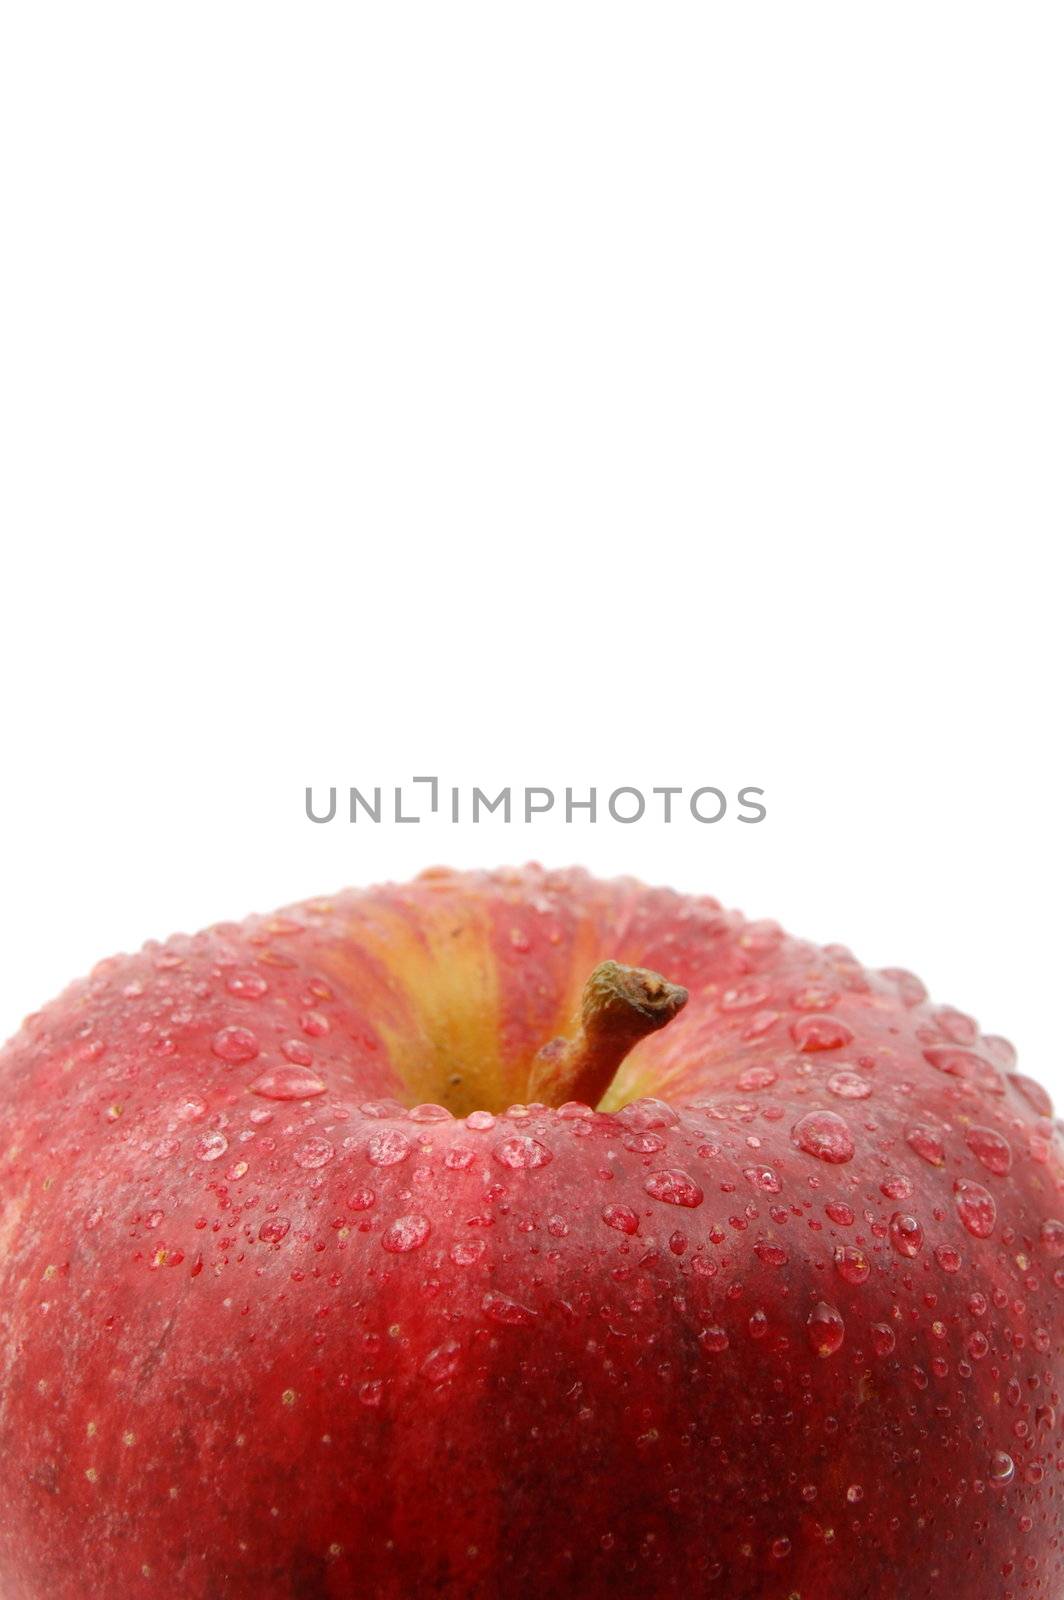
<box><xmin>0</xmin><ymin>866</ymin><xmax>1062</xmax><ymax>1600</ymax></box>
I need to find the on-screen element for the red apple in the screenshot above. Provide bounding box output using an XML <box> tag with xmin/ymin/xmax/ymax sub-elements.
<box><xmin>1</xmin><ymin>865</ymin><xmax>1061</xmax><ymax>1598</ymax></box>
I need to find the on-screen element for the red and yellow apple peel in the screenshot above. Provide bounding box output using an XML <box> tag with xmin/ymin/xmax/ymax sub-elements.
<box><xmin>0</xmin><ymin>865</ymin><xmax>1060</xmax><ymax>1599</ymax></box>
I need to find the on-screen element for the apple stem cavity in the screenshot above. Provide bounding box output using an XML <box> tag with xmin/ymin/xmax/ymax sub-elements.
<box><xmin>528</xmin><ymin>960</ymin><xmax>688</xmax><ymax>1110</ymax></box>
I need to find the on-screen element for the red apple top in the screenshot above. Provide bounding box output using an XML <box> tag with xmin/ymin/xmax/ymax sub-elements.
<box><xmin>0</xmin><ymin>865</ymin><xmax>1060</xmax><ymax>1599</ymax></box>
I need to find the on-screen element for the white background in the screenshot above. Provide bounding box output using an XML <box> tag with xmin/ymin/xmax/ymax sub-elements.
<box><xmin>1</xmin><ymin>8</ymin><xmax>1060</xmax><ymax>1092</ymax></box>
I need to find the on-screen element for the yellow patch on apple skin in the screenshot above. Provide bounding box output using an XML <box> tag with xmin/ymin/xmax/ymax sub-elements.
<box><xmin>0</xmin><ymin>1189</ymin><xmax>27</xmax><ymax>1262</ymax></box>
<box><xmin>309</xmin><ymin>872</ymin><xmax>705</xmax><ymax>1114</ymax></box>
<box><xmin>320</xmin><ymin>890</ymin><xmax>507</xmax><ymax>1115</ymax></box>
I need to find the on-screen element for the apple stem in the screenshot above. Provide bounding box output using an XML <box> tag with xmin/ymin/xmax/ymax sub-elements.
<box><xmin>527</xmin><ymin>960</ymin><xmax>689</xmax><ymax>1110</ymax></box>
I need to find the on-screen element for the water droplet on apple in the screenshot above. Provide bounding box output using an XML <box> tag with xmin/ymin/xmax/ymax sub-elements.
<box><xmin>624</xmin><ymin>1132</ymin><xmax>665</xmax><ymax>1171</ymax></box>
<box><xmin>258</xmin><ymin>1217</ymin><xmax>291</xmax><ymax>1243</ymax></box>
<box><xmin>791</xmin><ymin>1110</ymin><xmax>855</xmax><ymax>1164</ymax></box>
<box><xmin>954</xmin><ymin>1177</ymin><xmax>997</xmax><ymax>1238</ymax></box>
<box><xmin>791</xmin><ymin>1015</ymin><xmax>854</xmax><ymax>1052</ymax></box>
<box><xmin>934</xmin><ymin>1243</ymin><xmax>963</xmax><ymax>1273</ymax></box>
<box><xmin>300</xmin><ymin>1010</ymin><xmax>331</xmax><ymax>1038</ymax></box>
<box><xmin>1040</xmin><ymin>1218</ymin><xmax>1064</xmax><ymax>1257</ymax></box>
<box><xmin>827</xmin><ymin>1070</ymin><xmax>872</xmax><ymax>1101</ymax></box>
<box><xmin>990</xmin><ymin>1450</ymin><xmax>1015</xmax><ymax>1485</ymax></box>
<box><xmin>924</xmin><ymin>1046</ymin><xmax>984</xmax><ymax>1078</ymax></box>
<box><xmin>602</xmin><ymin>1205</ymin><xmax>639</xmax><ymax>1235</ymax></box>
<box><xmin>737</xmin><ymin>1066</ymin><xmax>778</xmax><ymax>1091</ymax></box>
<box><xmin>881</xmin><ymin>967</ymin><xmax>927</xmax><ymax>1006</ymax></box>
<box><xmin>880</xmin><ymin>1173</ymin><xmax>913</xmax><ymax>1201</ymax></box>
<box><xmin>965</xmin><ymin>1126</ymin><xmax>1012</xmax><ymax>1176</ymax></box>
<box><xmin>699</xmin><ymin>1325</ymin><xmax>729</xmax><ymax>1353</ymax></box>
<box><xmin>293</xmin><ymin>1136</ymin><xmax>335</xmax><ymax>1170</ymax></box>
<box><xmin>211</xmin><ymin>1026</ymin><xmax>260</xmax><ymax>1065</ymax></box>
<box><xmin>421</xmin><ymin>1341</ymin><xmax>462</xmax><ymax>1382</ymax></box>
<box><xmin>644</xmin><ymin>1169</ymin><xmax>704</xmax><ymax>1208</ymax></box>
<box><xmin>225</xmin><ymin>971</ymin><xmax>269</xmax><ymax>999</ymax></box>
<box><xmin>870</xmin><ymin>1322</ymin><xmax>896</xmax><ymax>1356</ymax></box>
<box><xmin>366</xmin><ymin>1129</ymin><xmax>412</xmax><ymax>1167</ymax></box>
<box><xmin>450</xmin><ymin>1238</ymin><xmax>487</xmax><ymax>1265</ymax></box>
<box><xmin>906</xmin><ymin>1124</ymin><xmax>946</xmax><ymax>1166</ymax></box>
<box><xmin>791</xmin><ymin>983</ymin><xmax>839</xmax><ymax>1011</ymax></box>
<box><xmin>742</xmin><ymin>1009</ymin><xmax>779</xmax><ymax>1040</ymax></box>
<box><xmin>408</xmin><ymin>1104</ymin><xmax>453</xmax><ymax>1123</ymax></box>
<box><xmin>249</xmin><ymin>1065</ymin><xmax>327</xmax><ymax>1101</ymax></box>
<box><xmin>381</xmin><ymin>1214</ymin><xmax>431</xmax><ymax>1253</ymax></box>
<box><xmin>719</xmin><ymin>980</ymin><xmax>772</xmax><ymax>1011</ymax></box>
<box><xmin>889</xmin><ymin>1213</ymin><xmax>923</xmax><ymax>1257</ymax></box>
<box><xmin>1010</xmin><ymin>1072</ymin><xmax>1053</xmax><ymax>1117</ymax></box>
<box><xmin>493</xmin><ymin>1136</ymin><xmax>553</xmax><ymax>1171</ymax></box>
<box><xmin>194</xmin><ymin>1131</ymin><xmax>229</xmax><ymax>1162</ymax></box>
<box><xmin>825</xmin><ymin>1201</ymin><xmax>855</xmax><ymax>1226</ymax></box>
<box><xmin>834</xmin><ymin>1244</ymin><xmax>870</xmax><ymax>1284</ymax></box>
<box><xmin>933</xmin><ymin>1006</ymin><xmax>978</xmax><ymax>1043</ymax></box>
<box><xmin>620</xmin><ymin>1098</ymin><xmax>679</xmax><ymax>1131</ymax></box>
<box><xmin>281</xmin><ymin>1039</ymin><xmax>315</xmax><ymax>1067</ymax></box>
<box><xmin>743</xmin><ymin>1164</ymin><xmax>782</xmax><ymax>1194</ymax></box>
<box><xmin>622</xmin><ymin>1131</ymin><xmax>665</xmax><ymax>1154</ymax></box>
<box><xmin>465</xmin><ymin>1111</ymin><xmax>495</xmax><ymax>1131</ymax></box>
<box><xmin>981</xmin><ymin>1034</ymin><xmax>1017</xmax><ymax>1070</ymax></box>
<box><xmin>755</xmin><ymin>1240</ymin><xmax>789</xmax><ymax>1267</ymax></box>
<box><xmin>807</xmin><ymin>1301</ymin><xmax>845</xmax><ymax>1356</ymax></box>
<box><xmin>482</xmin><ymin>1290</ymin><xmax>537</xmax><ymax>1326</ymax></box>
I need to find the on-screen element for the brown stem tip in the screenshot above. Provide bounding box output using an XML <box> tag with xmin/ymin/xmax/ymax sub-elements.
<box><xmin>528</xmin><ymin>960</ymin><xmax>688</xmax><ymax>1110</ymax></box>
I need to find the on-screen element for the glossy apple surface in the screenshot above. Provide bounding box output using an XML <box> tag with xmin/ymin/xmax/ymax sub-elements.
<box><xmin>1</xmin><ymin>866</ymin><xmax>1061</xmax><ymax>1598</ymax></box>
